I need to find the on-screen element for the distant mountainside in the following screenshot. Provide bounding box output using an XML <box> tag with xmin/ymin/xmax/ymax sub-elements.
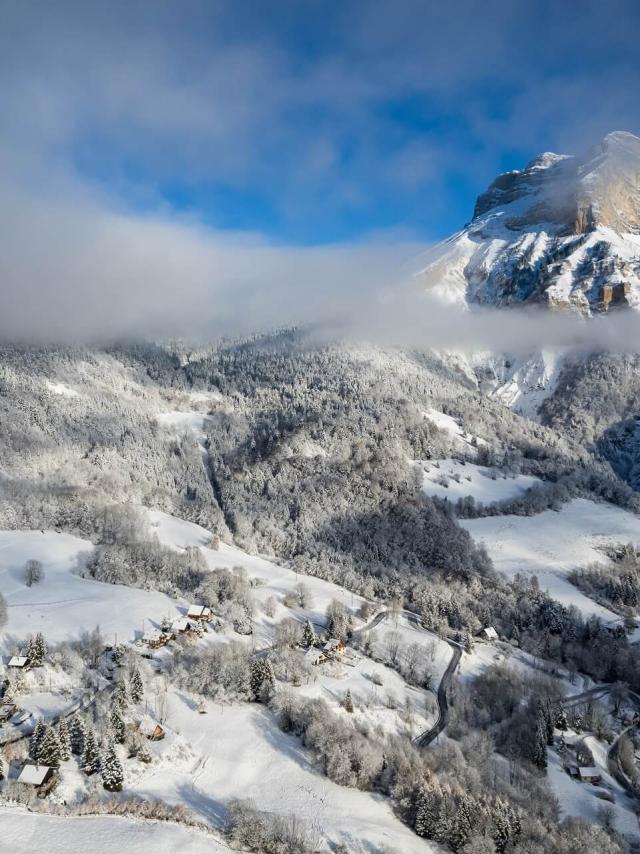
<box><xmin>419</xmin><ymin>131</ymin><xmax>640</xmax><ymax>313</ymax></box>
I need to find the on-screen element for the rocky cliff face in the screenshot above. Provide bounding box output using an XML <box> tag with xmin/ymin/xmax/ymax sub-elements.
<box><xmin>419</xmin><ymin>131</ymin><xmax>640</xmax><ymax>314</ymax></box>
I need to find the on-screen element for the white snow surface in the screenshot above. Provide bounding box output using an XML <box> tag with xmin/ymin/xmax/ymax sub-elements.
<box><xmin>420</xmin><ymin>458</ymin><xmax>540</xmax><ymax>504</ymax></box>
<box><xmin>0</xmin><ymin>530</ymin><xmax>187</xmax><ymax>652</ymax></box>
<box><xmin>462</xmin><ymin>498</ymin><xmax>640</xmax><ymax>623</ymax></box>
<box><xmin>3</xmin><ymin>810</ymin><xmax>228</xmax><ymax>853</ymax></box>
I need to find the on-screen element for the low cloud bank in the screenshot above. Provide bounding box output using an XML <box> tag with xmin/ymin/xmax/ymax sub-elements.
<box><xmin>2</xmin><ymin>180</ymin><xmax>640</xmax><ymax>354</ymax></box>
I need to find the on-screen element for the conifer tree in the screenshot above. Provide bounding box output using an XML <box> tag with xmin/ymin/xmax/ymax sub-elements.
<box><xmin>250</xmin><ymin>659</ymin><xmax>276</xmax><ymax>702</ymax></box>
<box><xmin>302</xmin><ymin>620</ymin><xmax>316</xmax><ymax>648</ymax></box>
<box><xmin>414</xmin><ymin>784</ymin><xmax>441</xmax><ymax>839</ymax></box>
<box><xmin>343</xmin><ymin>689</ymin><xmax>354</xmax><ymax>713</ymax></box>
<box><xmin>57</xmin><ymin>717</ymin><xmax>71</xmax><ymax>761</ymax></box>
<box><xmin>27</xmin><ymin>632</ymin><xmax>47</xmax><ymax>667</ymax></box>
<box><xmin>110</xmin><ymin>705</ymin><xmax>126</xmax><ymax>744</ymax></box>
<box><xmin>30</xmin><ymin>718</ymin><xmax>47</xmax><ymax>761</ymax></box>
<box><xmin>101</xmin><ymin>741</ymin><xmax>124</xmax><ymax>792</ymax></box>
<box><xmin>112</xmin><ymin>680</ymin><xmax>128</xmax><ymax>710</ymax></box>
<box><xmin>69</xmin><ymin>714</ymin><xmax>86</xmax><ymax>755</ymax></box>
<box><xmin>38</xmin><ymin>726</ymin><xmax>62</xmax><ymax>767</ymax></box>
<box><xmin>82</xmin><ymin>726</ymin><xmax>101</xmax><ymax>775</ymax></box>
<box><xmin>555</xmin><ymin>704</ymin><xmax>568</xmax><ymax>731</ymax></box>
<box><xmin>129</xmin><ymin>667</ymin><xmax>144</xmax><ymax>704</ymax></box>
<box><xmin>532</xmin><ymin>710</ymin><xmax>548</xmax><ymax>770</ymax></box>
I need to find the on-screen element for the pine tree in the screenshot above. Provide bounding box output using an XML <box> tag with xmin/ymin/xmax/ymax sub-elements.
<box><xmin>82</xmin><ymin>727</ymin><xmax>101</xmax><ymax>775</ymax></box>
<box><xmin>343</xmin><ymin>689</ymin><xmax>354</xmax><ymax>713</ymax></box>
<box><xmin>555</xmin><ymin>704</ymin><xmax>568</xmax><ymax>731</ymax></box>
<box><xmin>110</xmin><ymin>705</ymin><xmax>126</xmax><ymax>744</ymax></box>
<box><xmin>302</xmin><ymin>620</ymin><xmax>316</xmax><ymax>648</ymax></box>
<box><xmin>250</xmin><ymin>659</ymin><xmax>276</xmax><ymax>702</ymax></box>
<box><xmin>112</xmin><ymin>680</ymin><xmax>128</xmax><ymax>710</ymax></box>
<box><xmin>30</xmin><ymin>718</ymin><xmax>47</xmax><ymax>761</ymax></box>
<box><xmin>69</xmin><ymin>714</ymin><xmax>86</xmax><ymax>755</ymax></box>
<box><xmin>532</xmin><ymin>710</ymin><xmax>548</xmax><ymax>770</ymax></box>
<box><xmin>463</xmin><ymin>631</ymin><xmax>474</xmax><ymax>654</ymax></box>
<box><xmin>38</xmin><ymin>726</ymin><xmax>62</xmax><ymax>767</ymax></box>
<box><xmin>27</xmin><ymin>632</ymin><xmax>47</xmax><ymax>667</ymax></box>
<box><xmin>129</xmin><ymin>667</ymin><xmax>144</xmax><ymax>704</ymax></box>
<box><xmin>542</xmin><ymin>699</ymin><xmax>555</xmax><ymax>745</ymax></box>
<box><xmin>57</xmin><ymin>717</ymin><xmax>71</xmax><ymax>761</ymax></box>
<box><xmin>101</xmin><ymin>741</ymin><xmax>124</xmax><ymax>792</ymax></box>
<box><xmin>414</xmin><ymin>785</ymin><xmax>440</xmax><ymax>839</ymax></box>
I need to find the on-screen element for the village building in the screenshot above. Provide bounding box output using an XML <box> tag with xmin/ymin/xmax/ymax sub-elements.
<box><xmin>481</xmin><ymin>626</ymin><xmax>498</xmax><ymax>641</ymax></box>
<box><xmin>11</xmin><ymin>709</ymin><xmax>32</xmax><ymax>726</ymax></box>
<box><xmin>305</xmin><ymin>648</ymin><xmax>326</xmax><ymax>666</ymax></box>
<box><xmin>0</xmin><ymin>702</ymin><xmax>17</xmax><ymax>723</ymax></box>
<box><xmin>142</xmin><ymin>629</ymin><xmax>172</xmax><ymax>649</ymax></box>
<box><xmin>139</xmin><ymin>717</ymin><xmax>165</xmax><ymax>741</ymax></box>
<box><xmin>171</xmin><ymin>616</ymin><xmax>194</xmax><ymax>634</ymax></box>
<box><xmin>18</xmin><ymin>764</ymin><xmax>55</xmax><ymax>787</ymax></box>
<box><xmin>577</xmin><ymin>766</ymin><xmax>602</xmax><ymax>784</ymax></box>
<box><xmin>8</xmin><ymin>656</ymin><xmax>29</xmax><ymax>669</ymax></box>
<box><xmin>323</xmin><ymin>638</ymin><xmax>346</xmax><ymax>656</ymax></box>
<box><xmin>187</xmin><ymin>605</ymin><xmax>212</xmax><ymax>622</ymax></box>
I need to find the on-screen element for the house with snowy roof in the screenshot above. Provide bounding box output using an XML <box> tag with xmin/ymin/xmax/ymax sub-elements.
<box><xmin>138</xmin><ymin>717</ymin><xmax>165</xmax><ymax>741</ymax></box>
<box><xmin>142</xmin><ymin>629</ymin><xmax>172</xmax><ymax>649</ymax></box>
<box><xmin>8</xmin><ymin>656</ymin><xmax>29</xmax><ymax>669</ymax></box>
<box><xmin>323</xmin><ymin>638</ymin><xmax>346</xmax><ymax>656</ymax></box>
<box><xmin>18</xmin><ymin>763</ymin><xmax>55</xmax><ymax>787</ymax></box>
<box><xmin>186</xmin><ymin>604</ymin><xmax>212</xmax><ymax>622</ymax></box>
<box><xmin>305</xmin><ymin>648</ymin><xmax>326</xmax><ymax>666</ymax></box>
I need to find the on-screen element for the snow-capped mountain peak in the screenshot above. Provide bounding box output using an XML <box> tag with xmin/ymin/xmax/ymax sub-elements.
<box><xmin>419</xmin><ymin>131</ymin><xmax>640</xmax><ymax>313</ymax></box>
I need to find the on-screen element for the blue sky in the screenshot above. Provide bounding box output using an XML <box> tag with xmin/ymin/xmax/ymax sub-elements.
<box><xmin>4</xmin><ymin>0</ymin><xmax>640</xmax><ymax>246</ymax></box>
<box><xmin>2</xmin><ymin>1</ymin><xmax>640</xmax><ymax>341</ymax></box>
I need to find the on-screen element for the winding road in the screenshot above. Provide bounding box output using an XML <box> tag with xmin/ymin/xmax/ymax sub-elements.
<box><xmin>349</xmin><ymin>608</ymin><xmax>462</xmax><ymax>749</ymax></box>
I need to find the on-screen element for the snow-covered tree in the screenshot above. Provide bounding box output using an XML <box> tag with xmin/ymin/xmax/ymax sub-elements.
<box><xmin>250</xmin><ymin>659</ymin><xmax>276</xmax><ymax>702</ymax></box>
<box><xmin>69</xmin><ymin>714</ymin><xmax>86</xmax><ymax>755</ymax></box>
<box><xmin>110</xmin><ymin>705</ymin><xmax>126</xmax><ymax>744</ymax></box>
<box><xmin>129</xmin><ymin>667</ymin><xmax>144</xmax><ymax>703</ymax></box>
<box><xmin>82</xmin><ymin>726</ymin><xmax>101</xmax><ymax>775</ymax></box>
<box><xmin>30</xmin><ymin>718</ymin><xmax>47</xmax><ymax>761</ymax></box>
<box><xmin>302</xmin><ymin>620</ymin><xmax>316</xmax><ymax>648</ymax></box>
<box><xmin>24</xmin><ymin>559</ymin><xmax>44</xmax><ymax>587</ymax></box>
<box><xmin>101</xmin><ymin>741</ymin><xmax>124</xmax><ymax>792</ymax></box>
<box><xmin>27</xmin><ymin>632</ymin><xmax>47</xmax><ymax>667</ymax></box>
<box><xmin>38</xmin><ymin>726</ymin><xmax>62</xmax><ymax>767</ymax></box>
<box><xmin>112</xmin><ymin>680</ymin><xmax>128</xmax><ymax>710</ymax></box>
<box><xmin>343</xmin><ymin>689</ymin><xmax>354</xmax><ymax>713</ymax></box>
<box><xmin>57</xmin><ymin>717</ymin><xmax>71</xmax><ymax>761</ymax></box>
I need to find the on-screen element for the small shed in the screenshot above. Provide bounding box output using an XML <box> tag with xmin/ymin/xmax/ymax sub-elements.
<box><xmin>0</xmin><ymin>702</ymin><xmax>17</xmax><ymax>723</ymax></box>
<box><xmin>18</xmin><ymin>764</ymin><xmax>55</xmax><ymax>787</ymax></box>
<box><xmin>139</xmin><ymin>717</ymin><xmax>165</xmax><ymax>741</ymax></box>
<box><xmin>187</xmin><ymin>605</ymin><xmax>212</xmax><ymax>622</ymax></box>
<box><xmin>305</xmin><ymin>648</ymin><xmax>326</xmax><ymax>666</ymax></box>
<box><xmin>577</xmin><ymin>766</ymin><xmax>602</xmax><ymax>784</ymax></box>
<box><xmin>8</xmin><ymin>656</ymin><xmax>29</xmax><ymax>669</ymax></box>
<box><xmin>481</xmin><ymin>626</ymin><xmax>498</xmax><ymax>641</ymax></box>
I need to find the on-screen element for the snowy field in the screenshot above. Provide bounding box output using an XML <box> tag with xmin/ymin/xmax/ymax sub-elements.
<box><xmin>128</xmin><ymin>695</ymin><xmax>435</xmax><ymax>853</ymax></box>
<box><xmin>0</xmin><ymin>530</ymin><xmax>188</xmax><ymax>653</ymax></box>
<box><xmin>462</xmin><ymin>498</ymin><xmax>640</xmax><ymax>623</ymax></box>
<box><xmin>420</xmin><ymin>458</ymin><xmax>540</xmax><ymax>504</ymax></box>
<box><xmin>3</xmin><ymin>810</ymin><xmax>228</xmax><ymax>853</ymax></box>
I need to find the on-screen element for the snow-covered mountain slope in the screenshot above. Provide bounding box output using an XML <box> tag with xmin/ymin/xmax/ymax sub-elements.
<box><xmin>418</xmin><ymin>131</ymin><xmax>640</xmax><ymax>314</ymax></box>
